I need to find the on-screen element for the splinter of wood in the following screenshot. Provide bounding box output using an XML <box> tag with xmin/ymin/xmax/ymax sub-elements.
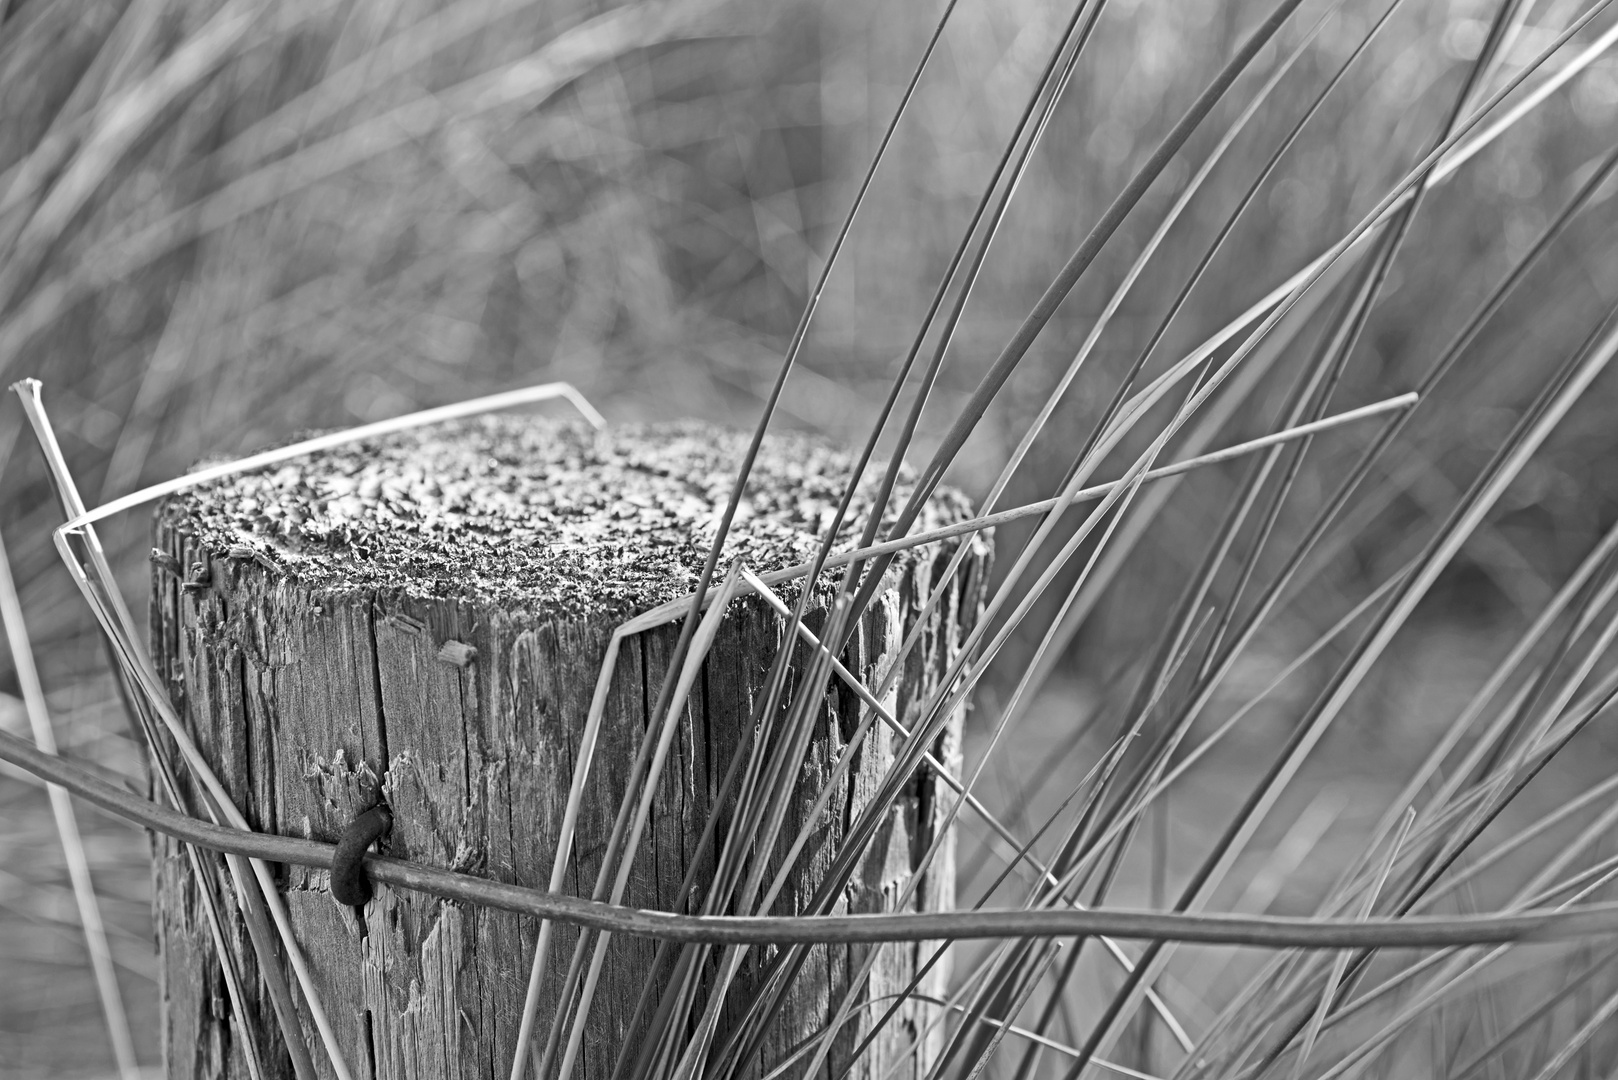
<box><xmin>330</xmin><ymin>804</ymin><xmax>392</xmax><ymax>906</ymax></box>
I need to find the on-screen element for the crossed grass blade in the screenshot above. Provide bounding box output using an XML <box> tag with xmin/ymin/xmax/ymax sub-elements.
<box><xmin>1059</xmin><ymin>2</ymin><xmax>1528</xmax><ymax>1068</ymax></box>
<box><xmin>640</xmin><ymin>0</ymin><xmax>1618</xmax><ymax>1075</ymax></box>
<box><xmin>1062</xmin><ymin>18</ymin><xmax>1618</xmax><ymax>1074</ymax></box>
<box><xmin>1046</xmin><ymin>8</ymin><xmax>1618</xmax><ymax>695</ymax></box>
<box><xmin>521</xmin><ymin>0</ymin><xmax>973</xmax><ymax>1070</ymax></box>
<box><xmin>469</xmin><ymin>391</ymin><xmax>1402</xmax><ymax>1080</ymax></box>
<box><xmin>869</xmin><ymin>1</ymin><xmax>1353</xmax><ymax>794</ymax></box>
<box><xmin>1086</xmin><ymin>300</ymin><xmax>1618</xmax><ymax>1078</ymax></box>
<box><xmin>14</xmin><ymin>382</ymin><xmax>341</xmax><ymax>1080</ymax></box>
<box><xmin>10</xmin><ymin>1</ymin><xmax>1618</xmax><ymax>1078</ymax></box>
<box><xmin>1175</xmin><ymin>427</ymin><xmax>1618</xmax><ymax>1074</ymax></box>
<box><xmin>762</xmin><ymin>594</ymin><xmax>1205</xmax><ymax>1080</ymax></box>
<box><xmin>1295</xmin><ymin>850</ymin><xmax>1618</xmax><ymax>1080</ymax></box>
<box><xmin>10</xmin><ymin>376</ymin><xmax>603</xmax><ymax>1079</ymax></box>
<box><xmin>1286</xmin><ymin>811</ymin><xmax>1414</xmax><ymax>1080</ymax></box>
<box><xmin>0</xmin><ymin>482</ymin><xmax>138</xmax><ymax>1080</ymax></box>
<box><xmin>841</xmin><ymin>0</ymin><xmax>1311</xmax><ymax>646</ymax></box>
<box><xmin>1228</xmin><ymin>484</ymin><xmax>1618</xmax><ymax>1075</ymax></box>
<box><xmin>1190</xmin><ymin>129</ymin><xmax>1618</xmax><ymax>946</ymax></box>
<box><xmin>547</xmin><ymin>561</ymin><xmax>750</xmax><ymax>1080</ymax></box>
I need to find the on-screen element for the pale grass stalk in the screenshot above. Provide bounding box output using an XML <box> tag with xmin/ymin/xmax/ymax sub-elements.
<box><xmin>734</xmin><ymin>569</ymin><xmax>1195</xmax><ymax>1060</ymax></box>
<box><xmin>1478</xmin><ymin>578</ymin><xmax>1618</xmax><ymax>771</ymax></box>
<box><xmin>667</xmin><ymin>608</ymin><xmax>858</xmax><ymax>1080</ymax></box>
<box><xmin>789</xmin><ymin>748</ymin><xmax>1199</xmax><ymax>1080</ymax></box>
<box><xmin>1340</xmin><ymin>514</ymin><xmax>1618</xmax><ymax>911</ymax></box>
<box><xmin>1446</xmin><ymin>941</ymin><xmax>1618</xmax><ymax>1080</ymax></box>
<box><xmin>0</xmin><ymin>534</ymin><xmax>138</xmax><ymax>1080</ymax></box>
<box><xmin>1433</xmin><ymin>14</ymin><xmax>1618</xmax><ymax>181</ymax></box>
<box><xmin>1288</xmin><ymin>810</ymin><xmax>1414</xmax><ymax>1080</ymax></box>
<box><xmin>661</xmin><ymin>2</ymin><xmax>1105</xmax><ymax>1057</ymax></box>
<box><xmin>1520</xmin><ymin>985</ymin><xmax>1618</xmax><ymax>1080</ymax></box>
<box><xmin>755</xmin><ymin>990</ymin><xmax>1146</xmax><ymax>1079</ymax></box>
<box><xmin>1171</xmin><ymin>793</ymin><xmax>1348</xmax><ymax>1054</ymax></box>
<box><xmin>1416</xmin><ymin>770</ymin><xmax>1618</xmax><ymax>913</ymax></box>
<box><xmin>719</xmin><ymin>397</ymin><xmax>1413</xmax><ymax>1079</ymax></box>
<box><xmin>3</xmin><ymin>389</ymin><xmax>270</xmax><ymax>1079</ymax></box>
<box><xmin>814</xmin><ymin>315</ymin><xmax>1400</xmax><ymax>927</ymax></box>
<box><xmin>61</xmin><ymin>380</ymin><xmax>605</xmax><ymax>532</ymax></box>
<box><xmin>753</xmin><ymin>380</ymin><xmax>1250</xmax><ymax>1080</ymax></box>
<box><xmin>1321</xmin><ymin>855</ymin><xmax>1618</xmax><ymax>1046</ymax></box>
<box><xmin>16</xmin><ymin>383</ymin><xmax>351</xmax><ymax>1080</ymax></box>
<box><xmin>1187</xmin><ymin>436</ymin><xmax>1618</xmax><ymax>1076</ymax></box>
<box><xmin>990</xmin><ymin>0</ymin><xmax>1618</xmax><ymax>704</ymax></box>
<box><xmin>618</xmin><ymin>393</ymin><xmax>1418</xmax><ymax>638</ymax></box>
<box><xmin>551</xmin><ymin>561</ymin><xmax>748</xmax><ymax>1080</ymax></box>
<box><xmin>1062</xmin><ymin>568</ymin><xmax>1410</xmax><ymax>920</ymax></box>
<box><xmin>515</xmin><ymin>397</ymin><xmax>1411</xmax><ymax>1075</ymax></box>
<box><xmin>1311</xmin><ymin>860</ymin><xmax>1618</xmax><ymax>1080</ymax></box>
<box><xmin>1083</xmin><ymin>302</ymin><xmax>1618</xmax><ymax>1069</ymax></box>
<box><xmin>668</xmin><ymin>393</ymin><xmax>1409</xmax><ymax>1059</ymax></box>
<box><xmin>1403</xmin><ymin>588</ymin><xmax>1618</xmax><ymax>876</ymax></box>
<box><xmin>797</xmin><ymin>461</ymin><xmax>1211</xmax><ymax>1080</ymax></box>
<box><xmin>933</xmin><ymin>5</ymin><xmax>1339</xmax><ymax>558</ymax></box>
<box><xmin>1023</xmin><ymin>249</ymin><xmax>1363</xmax><ymax>703</ymax></box>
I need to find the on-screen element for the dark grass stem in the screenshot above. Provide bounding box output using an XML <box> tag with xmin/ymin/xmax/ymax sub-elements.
<box><xmin>1071</xmin><ymin>300</ymin><xmax>1618</xmax><ymax>1078</ymax></box>
<box><xmin>1040</xmin><ymin>7</ymin><xmax>1618</xmax><ymax>1063</ymax></box>
<box><xmin>705</xmin><ymin>17</ymin><xmax>1118</xmax><ymax>1060</ymax></box>
<box><xmin>518</xmin><ymin>0</ymin><xmax>966</xmax><ymax>1071</ymax></box>
<box><xmin>1060</xmin><ymin>11</ymin><xmax>1516</xmax><ymax>1065</ymax></box>
<box><xmin>841</xmin><ymin>0</ymin><xmax>1311</xmax><ymax>650</ymax></box>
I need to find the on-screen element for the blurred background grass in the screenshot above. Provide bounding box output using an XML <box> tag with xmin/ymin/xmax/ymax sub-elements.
<box><xmin>4</xmin><ymin>0</ymin><xmax>1618</xmax><ymax>1075</ymax></box>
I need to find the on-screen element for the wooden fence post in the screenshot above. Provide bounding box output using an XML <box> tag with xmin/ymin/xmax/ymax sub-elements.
<box><xmin>148</xmin><ymin>417</ymin><xmax>990</xmax><ymax>1080</ymax></box>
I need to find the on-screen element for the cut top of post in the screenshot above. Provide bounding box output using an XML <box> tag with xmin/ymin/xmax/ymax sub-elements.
<box><xmin>158</xmin><ymin>417</ymin><xmax>977</xmax><ymax>618</ymax></box>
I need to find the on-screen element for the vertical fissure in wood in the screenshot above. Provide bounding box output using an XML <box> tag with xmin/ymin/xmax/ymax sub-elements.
<box><xmin>362</xmin><ymin>1008</ymin><xmax>378</xmax><ymax>1080</ymax></box>
<box><xmin>364</xmin><ymin>602</ymin><xmax>390</xmax><ymax>792</ymax></box>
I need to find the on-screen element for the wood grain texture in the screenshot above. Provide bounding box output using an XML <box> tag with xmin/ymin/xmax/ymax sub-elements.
<box><xmin>149</xmin><ymin>418</ymin><xmax>989</xmax><ymax>1080</ymax></box>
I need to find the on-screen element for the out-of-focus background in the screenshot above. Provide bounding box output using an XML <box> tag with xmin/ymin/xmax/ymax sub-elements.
<box><xmin>4</xmin><ymin>0</ymin><xmax>1618</xmax><ymax>1075</ymax></box>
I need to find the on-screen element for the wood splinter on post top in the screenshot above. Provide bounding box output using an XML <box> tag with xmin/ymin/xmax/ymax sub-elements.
<box><xmin>149</xmin><ymin>416</ymin><xmax>991</xmax><ymax>1080</ymax></box>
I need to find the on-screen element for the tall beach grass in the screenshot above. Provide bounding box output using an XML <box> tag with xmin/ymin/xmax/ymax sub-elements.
<box><xmin>4</xmin><ymin>0</ymin><xmax>1618</xmax><ymax>1077</ymax></box>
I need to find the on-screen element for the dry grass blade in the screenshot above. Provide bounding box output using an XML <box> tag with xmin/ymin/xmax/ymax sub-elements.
<box><xmin>1446</xmin><ymin>941</ymin><xmax>1618</xmax><ymax>1080</ymax></box>
<box><xmin>14</xmin><ymin>382</ymin><xmax>348</xmax><ymax>1080</ymax></box>
<box><xmin>0</xmin><ymin>532</ymin><xmax>137</xmax><ymax>1079</ymax></box>
<box><xmin>845</xmin><ymin>0</ymin><xmax>1309</xmax><ymax>637</ymax></box>
<box><xmin>515</xmin><ymin>3</ymin><xmax>966</xmax><ymax>1072</ymax></box>
<box><xmin>63</xmin><ymin>380</ymin><xmax>604</xmax><ymax>532</ymax></box>
<box><xmin>9</xmin><ymin>0</ymin><xmax>1618</xmax><ymax>1076</ymax></box>
<box><xmin>1287</xmin><ymin>810</ymin><xmax>1414</xmax><ymax>1080</ymax></box>
<box><xmin>1070</xmin><ymin>300</ymin><xmax>1618</xmax><ymax>1078</ymax></box>
<box><xmin>828</xmin><ymin>0</ymin><xmax>1110</xmax><ymax>592</ymax></box>
<box><xmin>548</xmin><ymin>561</ymin><xmax>748</xmax><ymax>1080</ymax></box>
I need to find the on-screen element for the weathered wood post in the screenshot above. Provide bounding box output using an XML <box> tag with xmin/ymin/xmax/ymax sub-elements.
<box><xmin>149</xmin><ymin>417</ymin><xmax>990</xmax><ymax>1080</ymax></box>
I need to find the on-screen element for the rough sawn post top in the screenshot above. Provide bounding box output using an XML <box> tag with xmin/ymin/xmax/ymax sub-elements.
<box><xmin>148</xmin><ymin>414</ymin><xmax>992</xmax><ymax>1080</ymax></box>
<box><xmin>158</xmin><ymin>416</ymin><xmax>976</xmax><ymax>616</ymax></box>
